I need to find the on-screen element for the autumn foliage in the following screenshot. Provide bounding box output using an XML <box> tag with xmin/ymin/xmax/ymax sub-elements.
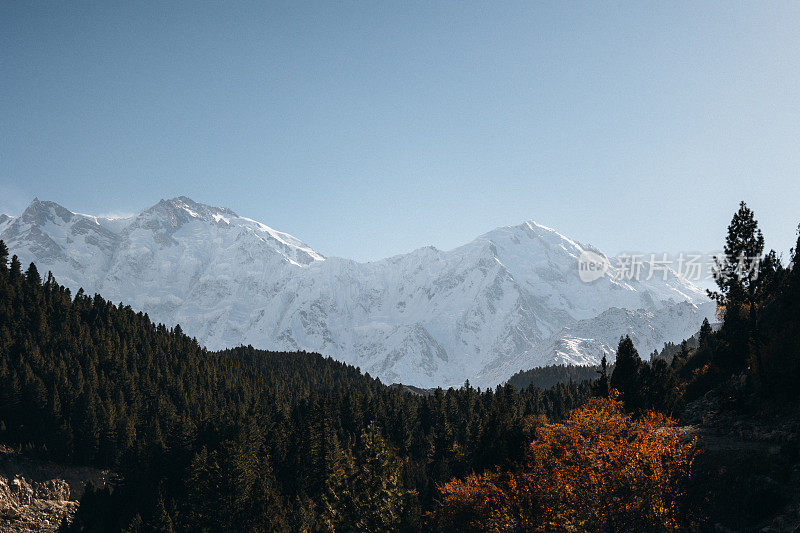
<box><xmin>432</xmin><ymin>394</ymin><xmax>696</xmax><ymax>532</ymax></box>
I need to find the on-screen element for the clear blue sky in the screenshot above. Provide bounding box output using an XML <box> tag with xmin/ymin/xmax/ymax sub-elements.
<box><xmin>2</xmin><ymin>1</ymin><xmax>799</xmax><ymax>261</ymax></box>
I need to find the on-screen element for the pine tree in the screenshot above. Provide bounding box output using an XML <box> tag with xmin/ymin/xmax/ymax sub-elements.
<box><xmin>709</xmin><ymin>201</ymin><xmax>765</xmax><ymax>311</ymax></box>
<box><xmin>752</xmin><ymin>226</ymin><xmax>800</xmax><ymax>397</ymax></box>
<box><xmin>708</xmin><ymin>203</ymin><xmax>767</xmax><ymax>372</ymax></box>
<box><xmin>150</xmin><ymin>493</ymin><xmax>176</xmax><ymax>533</ymax></box>
<box><xmin>251</xmin><ymin>452</ymin><xmax>289</xmax><ymax>532</ymax></box>
<box><xmin>646</xmin><ymin>358</ymin><xmax>682</xmax><ymax>415</ymax></box>
<box><xmin>348</xmin><ymin>421</ymin><xmax>407</xmax><ymax>531</ymax></box>
<box><xmin>698</xmin><ymin>318</ymin><xmax>712</xmax><ymax>348</ymax></box>
<box><xmin>593</xmin><ymin>355</ymin><xmax>611</xmax><ymax>398</ymax></box>
<box><xmin>318</xmin><ymin>422</ymin><xmax>354</xmax><ymax>530</ymax></box>
<box><xmin>610</xmin><ymin>335</ymin><xmax>642</xmax><ymax>410</ymax></box>
<box><xmin>783</xmin><ymin>227</ymin><xmax>800</xmax><ymax>312</ymax></box>
<box><xmin>75</xmin><ymin>392</ymin><xmax>100</xmax><ymax>463</ymax></box>
<box><xmin>9</xmin><ymin>254</ymin><xmax>21</xmax><ymax>280</ymax></box>
<box><xmin>0</xmin><ymin>240</ymin><xmax>8</xmax><ymax>272</ymax></box>
<box><xmin>25</xmin><ymin>262</ymin><xmax>41</xmax><ymax>286</ymax></box>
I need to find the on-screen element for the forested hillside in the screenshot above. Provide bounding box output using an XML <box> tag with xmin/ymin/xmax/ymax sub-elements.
<box><xmin>506</xmin><ymin>363</ymin><xmax>602</xmax><ymax>390</ymax></box>
<box><xmin>0</xmin><ymin>240</ymin><xmax>590</xmax><ymax>531</ymax></box>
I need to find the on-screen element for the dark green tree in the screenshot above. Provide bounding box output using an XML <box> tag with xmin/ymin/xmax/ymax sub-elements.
<box><xmin>0</xmin><ymin>240</ymin><xmax>8</xmax><ymax>271</ymax></box>
<box><xmin>610</xmin><ymin>335</ymin><xmax>642</xmax><ymax>409</ymax></box>
<box><xmin>347</xmin><ymin>421</ymin><xmax>407</xmax><ymax>531</ymax></box>
<box><xmin>9</xmin><ymin>254</ymin><xmax>21</xmax><ymax>280</ymax></box>
<box><xmin>593</xmin><ymin>355</ymin><xmax>610</xmax><ymax>398</ymax></box>
<box><xmin>698</xmin><ymin>318</ymin><xmax>712</xmax><ymax>348</ymax></box>
<box><xmin>708</xmin><ymin>201</ymin><xmax>765</xmax><ymax>311</ymax></box>
<box><xmin>25</xmin><ymin>262</ymin><xmax>41</xmax><ymax>286</ymax></box>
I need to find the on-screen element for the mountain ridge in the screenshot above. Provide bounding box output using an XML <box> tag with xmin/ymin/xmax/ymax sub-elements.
<box><xmin>0</xmin><ymin>197</ymin><xmax>714</xmax><ymax>388</ymax></box>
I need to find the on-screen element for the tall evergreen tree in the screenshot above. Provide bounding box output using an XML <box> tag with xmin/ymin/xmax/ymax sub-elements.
<box><xmin>9</xmin><ymin>254</ymin><xmax>21</xmax><ymax>280</ymax></box>
<box><xmin>610</xmin><ymin>335</ymin><xmax>642</xmax><ymax>409</ymax></box>
<box><xmin>708</xmin><ymin>201</ymin><xmax>765</xmax><ymax>311</ymax></box>
<box><xmin>25</xmin><ymin>262</ymin><xmax>41</xmax><ymax>286</ymax></box>
<box><xmin>593</xmin><ymin>355</ymin><xmax>610</xmax><ymax>398</ymax></box>
<box><xmin>348</xmin><ymin>421</ymin><xmax>407</xmax><ymax>531</ymax></box>
<box><xmin>0</xmin><ymin>240</ymin><xmax>8</xmax><ymax>272</ymax></box>
<box><xmin>707</xmin><ymin>202</ymin><xmax>766</xmax><ymax>372</ymax></box>
<box><xmin>698</xmin><ymin>318</ymin><xmax>712</xmax><ymax>348</ymax></box>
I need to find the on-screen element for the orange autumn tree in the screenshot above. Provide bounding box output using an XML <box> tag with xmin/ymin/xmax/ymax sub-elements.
<box><xmin>432</xmin><ymin>393</ymin><xmax>696</xmax><ymax>532</ymax></box>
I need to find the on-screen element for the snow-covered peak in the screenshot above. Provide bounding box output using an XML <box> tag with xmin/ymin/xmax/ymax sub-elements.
<box><xmin>18</xmin><ymin>197</ymin><xmax>76</xmax><ymax>227</ymax></box>
<box><xmin>0</xmin><ymin>197</ymin><xmax>713</xmax><ymax>388</ymax></box>
<box><xmin>139</xmin><ymin>196</ymin><xmax>239</xmax><ymax>226</ymax></box>
<box><xmin>142</xmin><ymin>197</ymin><xmax>323</xmax><ymax>265</ymax></box>
<box><xmin>14</xmin><ymin>197</ymin><xmax>132</xmax><ymax>231</ymax></box>
<box><xmin>0</xmin><ymin>214</ymin><xmax>12</xmax><ymax>233</ymax></box>
<box><xmin>465</xmin><ymin>219</ymin><xmax>601</xmax><ymax>268</ymax></box>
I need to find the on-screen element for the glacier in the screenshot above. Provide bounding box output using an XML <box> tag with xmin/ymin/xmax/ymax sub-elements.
<box><xmin>0</xmin><ymin>196</ymin><xmax>714</xmax><ymax>388</ymax></box>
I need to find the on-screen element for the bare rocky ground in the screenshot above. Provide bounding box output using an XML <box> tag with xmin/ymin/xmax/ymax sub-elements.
<box><xmin>0</xmin><ymin>445</ymin><xmax>110</xmax><ymax>532</ymax></box>
<box><xmin>0</xmin><ymin>474</ymin><xmax>76</xmax><ymax>531</ymax></box>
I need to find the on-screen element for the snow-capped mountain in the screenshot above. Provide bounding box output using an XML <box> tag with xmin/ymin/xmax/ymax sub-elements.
<box><xmin>0</xmin><ymin>197</ymin><xmax>714</xmax><ymax>388</ymax></box>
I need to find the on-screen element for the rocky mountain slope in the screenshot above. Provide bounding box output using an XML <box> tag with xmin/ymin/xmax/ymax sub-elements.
<box><xmin>0</xmin><ymin>197</ymin><xmax>714</xmax><ymax>387</ymax></box>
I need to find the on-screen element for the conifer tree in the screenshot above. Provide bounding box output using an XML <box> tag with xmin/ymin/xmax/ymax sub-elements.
<box><xmin>0</xmin><ymin>240</ymin><xmax>8</xmax><ymax>271</ymax></box>
<box><xmin>709</xmin><ymin>201</ymin><xmax>765</xmax><ymax>311</ymax></box>
<box><xmin>9</xmin><ymin>254</ymin><xmax>21</xmax><ymax>280</ymax></box>
<box><xmin>708</xmin><ymin>203</ymin><xmax>767</xmax><ymax>371</ymax></box>
<box><xmin>75</xmin><ymin>393</ymin><xmax>100</xmax><ymax>463</ymax></box>
<box><xmin>150</xmin><ymin>493</ymin><xmax>176</xmax><ymax>533</ymax></box>
<box><xmin>698</xmin><ymin>318</ymin><xmax>712</xmax><ymax>348</ymax></box>
<box><xmin>593</xmin><ymin>355</ymin><xmax>610</xmax><ymax>398</ymax></box>
<box><xmin>610</xmin><ymin>335</ymin><xmax>641</xmax><ymax>410</ymax></box>
<box><xmin>25</xmin><ymin>262</ymin><xmax>41</xmax><ymax>286</ymax></box>
<box><xmin>348</xmin><ymin>421</ymin><xmax>407</xmax><ymax>531</ymax></box>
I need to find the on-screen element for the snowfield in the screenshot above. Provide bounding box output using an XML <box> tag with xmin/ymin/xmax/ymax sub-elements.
<box><xmin>1</xmin><ymin>197</ymin><xmax>714</xmax><ymax>388</ymax></box>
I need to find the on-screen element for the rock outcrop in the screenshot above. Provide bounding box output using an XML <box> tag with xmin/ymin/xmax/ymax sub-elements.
<box><xmin>0</xmin><ymin>474</ymin><xmax>77</xmax><ymax>532</ymax></box>
<box><xmin>0</xmin><ymin>444</ymin><xmax>111</xmax><ymax>532</ymax></box>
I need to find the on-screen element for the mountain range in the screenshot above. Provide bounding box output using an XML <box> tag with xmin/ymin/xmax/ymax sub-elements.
<box><xmin>0</xmin><ymin>197</ymin><xmax>714</xmax><ymax>388</ymax></box>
